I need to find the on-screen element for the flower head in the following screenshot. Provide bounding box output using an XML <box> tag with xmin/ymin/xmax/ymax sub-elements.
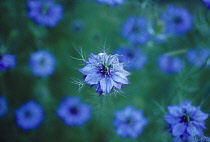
<box><xmin>97</xmin><ymin>0</ymin><xmax>124</xmax><ymax>6</ymax></box>
<box><xmin>0</xmin><ymin>96</ymin><xmax>8</xmax><ymax>117</ymax></box>
<box><xmin>57</xmin><ymin>97</ymin><xmax>91</xmax><ymax>126</ymax></box>
<box><xmin>121</xmin><ymin>16</ymin><xmax>151</xmax><ymax>44</ymax></box>
<box><xmin>27</xmin><ymin>0</ymin><xmax>63</xmax><ymax>27</ymax></box>
<box><xmin>164</xmin><ymin>101</ymin><xmax>209</xmax><ymax>140</ymax></box>
<box><xmin>15</xmin><ymin>100</ymin><xmax>44</xmax><ymax>130</ymax></box>
<box><xmin>29</xmin><ymin>50</ymin><xmax>56</xmax><ymax>77</ymax></box>
<box><xmin>158</xmin><ymin>54</ymin><xmax>183</xmax><ymax>74</ymax></box>
<box><xmin>161</xmin><ymin>5</ymin><xmax>193</xmax><ymax>35</ymax></box>
<box><xmin>78</xmin><ymin>52</ymin><xmax>130</xmax><ymax>95</ymax></box>
<box><xmin>114</xmin><ymin>47</ymin><xmax>147</xmax><ymax>70</ymax></box>
<box><xmin>0</xmin><ymin>54</ymin><xmax>16</xmax><ymax>71</ymax></box>
<box><xmin>202</xmin><ymin>0</ymin><xmax>210</xmax><ymax>9</ymax></box>
<box><xmin>113</xmin><ymin>106</ymin><xmax>147</xmax><ymax>138</ymax></box>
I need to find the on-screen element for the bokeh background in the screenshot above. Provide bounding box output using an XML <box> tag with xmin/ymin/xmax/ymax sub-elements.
<box><xmin>0</xmin><ymin>0</ymin><xmax>210</xmax><ymax>142</ymax></box>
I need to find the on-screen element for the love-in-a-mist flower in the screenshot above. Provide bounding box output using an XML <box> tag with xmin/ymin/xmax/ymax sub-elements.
<box><xmin>113</xmin><ymin>106</ymin><xmax>147</xmax><ymax>138</ymax></box>
<box><xmin>15</xmin><ymin>100</ymin><xmax>44</xmax><ymax>130</ymax></box>
<box><xmin>27</xmin><ymin>0</ymin><xmax>63</xmax><ymax>27</ymax></box>
<box><xmin>164</xmin><ymin>101</ymin><xmax>209</xmax><ymax>141</ymax></box>
<box><xmin>0</xmin><ymin>96</ymin><xmax>8</xmax><ymax>117</ymax></box>
<box><xmin>121</xmin><ymin>16</ymin><xmax>151</xmax><ymax>44</ymax></box>
<box><xmin>161</xmin><ymin>5</ymin><xmax>193</xmax><ymax>35</ymax></box>
<box><xmin>78</xmin><ymin>52</ymin><xmax>130</xmax><ymax>95</ymax></box>
<box><xmin>114</xmin><ymin>47</ymin><xmax>147</xmax><ymax>70</ymax></box>
<box><xmin>57</xmin><ymin>97</ymin><xmax>91</xmax><ymax>126</ymax></box>
<box><xmin>202</xmin><ymin>0</ymin><xmax>210</xmax><ymax>8</ymax></box>
<box><xmin>97</xmin><ymin>0</ymin><xmax>124</xmax><ymax>6</ymax></box>
<box><xmin>0</xmin><ymin>54</ymin><xmax>16</xmax><ymax>71</ymax></box>
<box><xmin>29</xmin><ymin>50</ymin><xmax>56</xmax><ymax>77</ymax></box>
<box><xmin>186</xmin><ymin>48</ymin><xmax>210</xmax><ymax>68</ymax></box>
<box><xmin>158</xmin><ymin>54</ymin><xmax>183</xmax><ymax>74</ymax></box>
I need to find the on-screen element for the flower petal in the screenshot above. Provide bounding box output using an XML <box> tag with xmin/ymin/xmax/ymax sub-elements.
<box><xmin>100</xmin><ymin>77</ymin><xmax>114</xmax><ymax>94</ymax></box>
<box><xmin>84</xmin><ymin>74</ymin><xmax>101</xmax><ymax>84</ymax></box>
<box><xmin>164</xmin><ymin>114</ymin><xmax>180</xmax><ymax>124</ymax></box>
<box><xmin>112</xmin><ymin>72</ymin><xmax>130</xmax><ymax>84</ymax></box>
<box><xmin>172</xmin><ymin>123</ymin><xmax>186</xmax><ymax>136</ymax></box>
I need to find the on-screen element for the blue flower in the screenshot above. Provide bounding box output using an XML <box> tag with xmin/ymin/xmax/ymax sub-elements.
<box><xmin>0</xmin><ymin>96</ymin><xmax>8</xmax><ymax>117</ymax></box>
<box><xmin>96</xmin><ymin>0</ymin><xmax>124</xmax><ymax>6</ymax></box>
<box><xmin>121</xmin><ymin>16</ymin><xmax>151</xmax><ymax>44</ymax></box>
<box><xmin>15</xmin><ymin>100</ymin><xmax>44</xmax><ymax>130</ymax></box>
<box><xmin>56</xmin><ymin>97</ymin><xmax>91</xmax><ymax>126</ymax></box>
<box><xmin>78</xmin><ymin>52</ymin><xmax>130</xmax><ymax>95</ymax></box>
<box><xmin>0</xmin><ymin>54</ymin><xmax>16</xmax><ymax>71</ymax></box>
<box><xmin>29</xmin><ymin>50</ymin><xmax>56</xmax><ymax>77</ymax></box>
<box><xmin>27</xmin><ymin>0</ymin><xmax>63</xmax><ymax>27</ymax></box>
<box><xmin>158</xmin><ymin>54</ymin><xmax>183</xmax><ymax>74</ymax></box>
<box><xmin>113</xmin><ymin>106</ymin><xmax>147</xmax><ymax>138</ymax></box>
<box><xmin>202</xmin><ymin>0</ymin><xmax>210</xmax><ymax>8</ymax></box>
<box><xmin>186</xmin><ymin>48</ymin><xmax>210</xmax><ymax>68</ymax></box>
<box><xmin>164</xmin><ymin>101</ymin><xmax>209</xmax><ymax>141</ymax></box>
<box><xmin>161</xmin><ymin>5</ymin><xmax>193</xmax><ymax>35</ymax></box>
<box><xmin>114</xmin><ymin>47</ymin><xmax>147</xmax><ymax>70</ymax></box>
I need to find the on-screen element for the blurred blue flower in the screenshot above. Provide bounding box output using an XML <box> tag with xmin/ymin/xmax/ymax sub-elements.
<box><xmin>0</xmin><ymin>96</ymin><xmax>8</xmax><ymax>117</ymax></box>
<box><xmin>79</xmin><ymin>52</ymin><xmax>130</xmax><ymax>95</ymax></box>
<box><xmin>114</xmin><ymin>47</ymin><xmax>147</xmax><ymax>70</ymax></box>
<box><xmin>97</xmin><ymin>0</ymin><xmax>124</xmax><ymax>6</ymax></box>
<box><xmin>113</xmin><ymin>106</ymin><xmax>147</xmax><ymax>138</ymax></box>
<box><xmin>161</xmin><ymin>5</ymin><xmax>193</xmax><ymax>35</ymax></box>
<box><xmin>57</xmin><ymin>97</ymin><xmax>91</xmax><ymax>126</ymax></box>
<box><xmin>172</xmin><ymin>135</ymin><xmax>210</xmax><ymax>142</ymax></box>
<box><xmin>29</xmin><ymin>50</ymin><xmax>56</xmax><ymax>77</ymax></box>
<box><xmin>27</xmin><ymin>0</ymin><xmax>63</xmax><ymax>27</ymax></box>
<box><xmin>158</xmin><ymin>54</ymin><xmax>183</xmax><ymax>74</ymax></box>
<box><xmin>202</xmin><ymin>0</ymin><xmax>210</xmax><ymax>8</ymax></box>
<box><xmin>0</xmin><ymin>54</ymin><xmax>16</xmax><ymax>71</ymax></box>
<box><xmin>186</xmin><ymin>48</ymin><xmax>210</xmax><ymax>68</ymax></box>
<box><xmin>121</xmin><ymin>16</ymin><xmax>151</xmax><ymax>44</ymax></box>
<box><xmin>15</xmin><ymin>100</ymin><xmax>44</xmax><ymax>130</ymax></box>
<box><xmin>164</xmin><ymin>101</ymin><xmax>209</xmax><ymax>141</ymax></box>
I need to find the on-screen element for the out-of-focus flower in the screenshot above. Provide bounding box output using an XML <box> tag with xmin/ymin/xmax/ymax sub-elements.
<box><xmin>15</xmin><ymin>100</ymin><xmax>44</xmax><ymax>130</ymax></box>
<box><xmin>27</xmin><ymin>0</ymin><xmax>63</xmax><ymax>27</ymax></box>
<box><xmin>114</xmin><ymin>47</ymin><xmax>147</xmax><ymax>70</ymax></box>
<box><xmin>164</xmin><ymin>101</ymin><xmax>209</xmax><ymax>141</ymax></box>
<box><xmin>161</xmin><ymin>5</ymin><xmax>193</xmax><ymax>35</ymax></box>
<box><xmin>0</xmin><ymin>96</ymin><xmax>8</xmax><ymax>117</ymax></box>
<box><xmin>0</xmin><ymin>54</ymin><xmax>16</xmax><ymax>71</ymax></box>
<box><xmin>97</xmin><ymin>0</ymin><xmax>124</xmax><ymax>6</ymax></box>
<box><xmin>121</xmin><ymin>16</ymin><xmax>151</xmax><ymax>44</ymax></box>
<box><xmin>186</xmin><ymin>48</ymin><xmax>210</xmax><ymax>68</ymax></box>
<box><xmin>57</xmin><ymin>97</ymin><xmax>91</xmax><ymax>126</ymax></box>
<box><xmin>113</xmin><ymin>106</ymin><xmax>147</xmax><ymax>138</ymax></box>
<box><xmin>202</xmin><ymin>0</ymin><xmax>210</xmax><ymax>8</ymax></box>
<box><xmin>78</xmin><ymin>52</ymin><xmax>130</xmax><ymax>95</ymax></box>
<box><xmin>29</xmin><ymin>50</ymin><xmax>56</xmax><ymax>77</ymax></box>
<box><xmin>158</xmin><ymin>54</ymin><xmax>183</xmax><ymax>74</ymax></box>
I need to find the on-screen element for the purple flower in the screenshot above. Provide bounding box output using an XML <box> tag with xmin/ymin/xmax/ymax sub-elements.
<box><xmin>97</xmin><ymin>0</ymin><xmax>124</xmax><ymax>6</ymax></box>
<box><xmin>78</xmin><ymin>52</ymin><xmax>130</xmax><ymax>95</ymax></box>
<box><xmin>186</xmin><ymin>48</ymin><xmax>210</xmax><ymax>68</ymax></box>
<box><xmin>27</xmin><ymin>0</ymin><xmax>63</xmax><ymax>27</ymax></box>
<box><xmin>56</xmin><ymin>97</ymin><xmax>91</xmax><ymax>126</ymax></box>
<box><xmin>164</xmin><ymin>101</ymin><xmax>209</xmax><ymax>140</ymax></box>
<box><xmin>0</xmin><ymin>54</ymin><xmax>16</xmax><ymax>71</ymax></box>
<box><xmin>161</xmin><ymin>5</ymin><xmax>193</xmax><ymax>35</ymax></box>
<box><xmin>15</xmin><ymin>100</ymin><xmax>44</xmax><ymax>130</ymax></box>
<box><xmin>114</xmin><ymin>47</ymin><xmax>147</xmax><ymax>70</ymax></box>
<box><xmin>121</xmin><ymin>16</ymin><xmax>151</xmax><ymax>44</ymax></box>
<box><xmin>158</xmin><ymin>54</ymin><xmax>183</xmax><ymax>74</ymax></box>
<box><xmin>202</xmin><ymin>0</ymin><xmax>210</xmax><ymax>8</ymax></box>
<box><xmin>113</xmin><ymin>106</ymin><xmax>147</xmax><ymax>138</ymax></box>
<box><xmin>29</xmin><ymin>50</ymin><xmax>56</xmax><ymax>77</ymax></box>
<box><xmin>0</xmin><ymin>96</ymin><xmax>8</xmax><ymax>117</ymax></box>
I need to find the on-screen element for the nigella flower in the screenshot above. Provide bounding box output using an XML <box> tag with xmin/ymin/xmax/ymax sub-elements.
<box><xmin>121</xmin><ymin>16</ymin><xmax>151</xmax><ymax>44</ymax></box>
<box><xmin>186</xmin><ymin>48</ymin><xmax>210</xmax><ymax>68</ymax></box>
<box><xmin>158</xmin><ymin>54</ymin><xmax>183</xmax><ymax>74</ymax></box>
<box><xmin>164</xmin><ymin>101</ymin><xmax>209</xmax><ymax>140</ymax></box>
<box><xmin>113</xmin><ymin>106</ymin><xmax>147</xmax><ymax>138</ymax></box>
<box><xmin>15</xmin><ymin>100</ymin><xmax>44</xmax><ymax>130</ymax></box>
<box><xmin>0</xmin><ymin>96</ymin><xmax>8</xmax><ymax>117</ymax></box>
<box><xmin>0</xmin><ymin>54</ymin><xmax>16</xmax><ymax>71</ymax></box>
<box><xmin>114</xmin><ymin>47</ymin><xmax>147</xmax><ymax>70</ymax></box>
<box><xmin>202</xmin><ymin>0</ymin><xmax>210</xmax><ymax>9</ymax></box>
<box><xmin>29</xmin><ymin>50</ymin><xmax>56</xmax><ymax>77</ymax></box>
<box><xmin>56</xmin><ymin>97</ymin><xmax>91</xmax><ymax>126</ymax></box>
<box><xmin>161</xmin><ymin>5</ymin><xmax>193</xmax><ymax>35</ymax></box>
<box><xmin>97</xmin><ymin>0</ymin><xmax>124</xmax><ymax>6</ymax></box>
<box><xmin>27</xmin><ymin>0</ymin><xmax>63</xmax><ymax>27</ymax></box>
<box><xmin>78</xmin><ymin>52</ymin><xmax>130</xmax><ymax>95</ymax></box>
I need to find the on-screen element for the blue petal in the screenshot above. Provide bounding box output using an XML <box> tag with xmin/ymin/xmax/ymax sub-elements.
<box><xmin>84</xmin><ymin>74</ymin><xmax>101</xmax><ymax>84</ymax></box>
<box><xmin>112</xmin><ymin>72</ymin><xmax>130</xmax><ymax>84</ymax></box>
<box><xmin>164</xmin><ymin>114</ymin><xmax>180</xmax><ymax>124</ymax></box>
<box><xmin>78</xmin><ymin>64</ymin><xmax>97</xmax><ymax>75</ymax></box>
<box><xmin>167</xmin><ymin>105</ymin><xmax>182</xmax><ymax>117</ymax></box>
<box><xmin>187</xmin><ymin>124</ymin><xmax>203</xmax><ymax>136</ymax></box>
<box><xmin>172</xmin><ymin>123</ymin><xmax>186</xmax><ymax>136</ymax></box>
<box><xmin>100</xmin><ymin>77</ymin><xmax>114</xmax><ymax>94</ymax></box>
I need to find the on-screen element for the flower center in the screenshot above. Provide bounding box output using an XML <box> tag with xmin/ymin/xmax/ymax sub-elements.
<box><xmin>181</xmin><ymin>114</ymin><xmax>193</xmax><ymax>124</ymax></box>
<box><xmin>25</xmin><ymin>110</ymin><xmax>32</xmax><ymax>118</ymax></box>
<box><xmin>39</xmin><ymin>58</ymin><xmax>46</xmax><ymax>66</ymax></box>
<box><xmin>100</xmin><ymin>64</ymin><xmax>112</xmax><ymax>76</ymax></box>
<box><xmin>125</xmin><ymin>117</ymin><xmax>133</xmax><ymax>125</ymax></box>
<box><xmin>174</xmin><ymin>16</ymin><xmax>182</xmax><ymax>24</ymax></box>
<box><xmin>69</xmin><ymin>106</ymin><xmax>78</xmax><ymax>115</ymax></box>
<box><xmin>41</xmin><ymin>4</ymin><xmax>50</xmax><ymax>15</ymax></box>
<box><xmin>132</xmin><ymin>25</ymin><xmax>140</xmax><ymax>33</ymax></box>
